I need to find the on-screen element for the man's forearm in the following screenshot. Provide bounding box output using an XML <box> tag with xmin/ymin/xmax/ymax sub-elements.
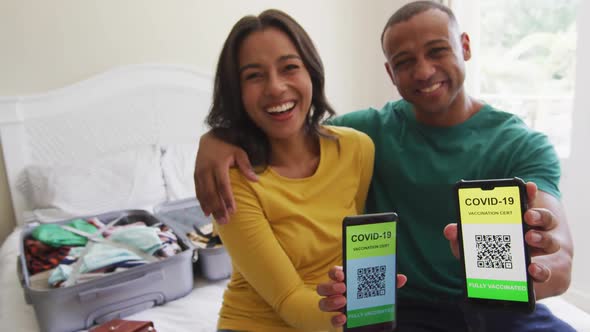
<box><xmin>533</xmin><ymin>250</ymin><xmax>573</xmax><ymax>299</ymax></box>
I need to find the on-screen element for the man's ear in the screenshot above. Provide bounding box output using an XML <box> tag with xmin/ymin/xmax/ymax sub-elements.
<box><xmin>385</xmin><ymin>62</ymin><xmax>397</xmax><ymax>86</ymax></box>
<box><xmin>461</xmin><ymin>32</ymin><xmax>471</xmax><ymax>61</ymax></box>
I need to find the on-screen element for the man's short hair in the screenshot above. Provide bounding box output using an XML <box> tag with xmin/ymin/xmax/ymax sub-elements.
<box><xmin>380</xmin><ymin>1</ymin><xmax>458</xmax><ymax>46</ymax></box>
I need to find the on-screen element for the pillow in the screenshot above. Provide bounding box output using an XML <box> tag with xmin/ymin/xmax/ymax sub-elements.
<box><xmin>160</xmin><ymin>143</ymin><xmax>198</xmax><ymax>201</ymax></box>
<box><xmin>22</xmin><ymin>145</ymin><xmax>167</xmax><ymax>222</ymax></box>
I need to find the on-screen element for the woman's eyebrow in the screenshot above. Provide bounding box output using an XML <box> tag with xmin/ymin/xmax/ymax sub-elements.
<box><xmin>239</xmin><ymin>54</ymin><xmax>302</xmax><ymax>74</ymax></box>
<box><xmin>239</xmin><ymin>63</ymin><xmax>261</xmax><ymax>75</ymax></box>
<box><xmin>278</xmin><ymin>54</ymin><xmax>302</xmax><ymax>62</ymax></box>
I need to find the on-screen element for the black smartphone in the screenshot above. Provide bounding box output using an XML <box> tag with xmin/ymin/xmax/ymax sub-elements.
<box><xmin>342</xmin><ymin>212</ymin><xmax>398</xmax><ymax>331</ymax></box>
<box><xmin>454</xmin><ymin>178</ymin><xmax>535</xmax><ymax>313</ymax></box>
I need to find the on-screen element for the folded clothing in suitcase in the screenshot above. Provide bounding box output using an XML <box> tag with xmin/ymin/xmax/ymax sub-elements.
<box><xmin>18</xmin><ymin>210</ymin><xmax>195</xmax><ymax>332</ymax></box>
<box><xmin>155</xmin><ymin>198</ymin><xmax>232</xmax><ymax>281</ymax></box>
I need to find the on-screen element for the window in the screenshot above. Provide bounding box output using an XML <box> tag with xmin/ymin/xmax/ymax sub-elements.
<box><xmin>452</xmin><ymin>0</ymin><xmax>580</xmax><ymax>158</ymax></box>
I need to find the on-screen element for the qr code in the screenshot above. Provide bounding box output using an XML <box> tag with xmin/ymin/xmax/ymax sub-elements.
<box><xmin>475</xmin><ymin>234</ymin><xmax>513</xmax><ymax>269</ymax></box>
<box><xmin>356</xmin><ymin>265</ymin><xmax>386</xmax><ymax>299</ymax></box>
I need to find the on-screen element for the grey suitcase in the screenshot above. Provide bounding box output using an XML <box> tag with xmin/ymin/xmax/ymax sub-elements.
<box><xmin>17</xmin><ymin>209</ymin><xmax>195</xmax><ymax>332</ymax></box>
<box><xmin>154</xmin><ymin>198</ymin><xmax>232</xmax><ymax>281</ymax></box>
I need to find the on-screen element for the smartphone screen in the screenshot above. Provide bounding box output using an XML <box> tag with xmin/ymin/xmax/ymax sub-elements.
<box><xmin>455</xmin><ymin>178</ymin><xmax>535</xmax><ymax>312</ymax></box>
<box><xmin>342</xmin><ymin>213</ymin><xmax>398</xmax><ymax>331</ymax></box>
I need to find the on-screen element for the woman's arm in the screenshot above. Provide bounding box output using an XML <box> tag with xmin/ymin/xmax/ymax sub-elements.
<box><xmin>216</xmin><ymin>170</ymin><xmax>335</xmax><ymax>330</ymax></box>
<box><xmin>353</xmin><ymin>131</ymin><xmax>375</xmax><ymax>214</ymax></box>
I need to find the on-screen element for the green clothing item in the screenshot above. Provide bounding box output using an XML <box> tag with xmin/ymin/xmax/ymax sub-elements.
<box><xmin>32</xmin><ymin>219</ymin><xmax>100</xmax><ymax>247</ymax></box>
<box><xmin>329</xmin><ymin>99</ymin><xmax>560</xmax><ymax>304</ymax></box>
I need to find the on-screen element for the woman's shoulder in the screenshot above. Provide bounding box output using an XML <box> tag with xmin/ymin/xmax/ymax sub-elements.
<box><xmin>322</xmin><ymin>125</ymin><xmax>374</xmax><ymax>147</ymax></box>
<box><xmin>228</xmin><ymin>167</ymin><xmax>261</xmax><ymax>188</ymax></box>
<box><xmin>322</xmin><ymin>124</ymin><xmax>369</xmax><ymax>138</ymax></box>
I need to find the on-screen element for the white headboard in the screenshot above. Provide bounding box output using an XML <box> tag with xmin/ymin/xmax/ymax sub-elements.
<box><xmin>0</xmin><ymin>64</ymin><xmax>213</xmax><ymax>225</ymax></box>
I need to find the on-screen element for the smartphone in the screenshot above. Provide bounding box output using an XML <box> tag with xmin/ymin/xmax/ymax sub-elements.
<box><xmin>342</xmin><ymin>212</ymin><xmax>398</xmax><ymax>331</ymax></box>
<box><xmin>454</xmin><ymin>178</ymin><xmax>535</xmax><ymax>313</ymax></box>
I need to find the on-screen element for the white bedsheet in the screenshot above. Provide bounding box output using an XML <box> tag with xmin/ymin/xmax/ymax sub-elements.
<box><xmin>2</xmin><ymin>227</ymin><xmax>589</xmax><ymax>332</ymax></box>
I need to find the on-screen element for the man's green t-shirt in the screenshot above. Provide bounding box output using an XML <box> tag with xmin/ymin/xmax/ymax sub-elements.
<box><xmin>329</xmin><ymin>99</ymin><xmax>560</xmax><ymax>304</ymax></box>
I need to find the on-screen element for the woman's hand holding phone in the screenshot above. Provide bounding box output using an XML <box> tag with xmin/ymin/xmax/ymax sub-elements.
<box><xmin>316</xmin><ymin>266</ymin><xmax>407</xmax><ymax>328</ymax></box>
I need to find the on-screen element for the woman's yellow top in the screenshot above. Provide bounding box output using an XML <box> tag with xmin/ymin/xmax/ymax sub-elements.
<box><xmin>216</xmin><ymin>126</ymin><xmax>375</xmax><ymax>332</ymax></box>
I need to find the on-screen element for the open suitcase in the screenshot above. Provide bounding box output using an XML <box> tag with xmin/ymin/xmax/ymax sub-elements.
<box><xmin>17</xmin><ymin>209</ymin><xmax>196</xmax><ymax>332</ymax></box>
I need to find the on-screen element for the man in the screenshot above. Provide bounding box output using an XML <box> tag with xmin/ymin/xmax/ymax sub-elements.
<box><xmin>194</xmin><ymin>1</ymin><xmax>574</xmax><ymax>330</ymax></box>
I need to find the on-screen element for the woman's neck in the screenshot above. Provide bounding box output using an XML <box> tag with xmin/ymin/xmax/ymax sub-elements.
<box><xmin>269</xmin><ymin>132</ymin><xmax>320</xmax><ymax>179</ymax></box>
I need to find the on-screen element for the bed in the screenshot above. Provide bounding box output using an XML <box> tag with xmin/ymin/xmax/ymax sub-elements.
<box><xmin>0</xmin><ymin>64</ymin><xmax>589</xmax><ymax>332</ymax></box>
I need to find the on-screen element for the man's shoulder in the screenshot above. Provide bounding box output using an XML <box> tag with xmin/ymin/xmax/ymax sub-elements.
<box><xmin>481</xmin><ymin>104</ymin><xmax>526</xmax><ymax>125</ymax></box>
<box><xmin>478</xmin><ymin>104</ymin><xmax>540</xmax><ymax>136</ymax></box>
<box><xmin>484</xmin><ymin>104</ymin><xmax>561</xmax><ymax>197</ymax></box>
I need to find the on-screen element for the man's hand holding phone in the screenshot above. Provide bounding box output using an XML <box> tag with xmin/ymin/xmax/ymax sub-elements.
<box><xmin>453</xmin><ymin>178</ymin><xmax>537</xmax><ymax>312</ymax></box>
<box><xmin>444</xmin><ymin>181</ymin><xmax>565</xmax><ymax>284</ymax></box>
<box><xmin>448</xmin><ymin>178</ymin><xmax>574</xmax><ymax>312</ymax></box>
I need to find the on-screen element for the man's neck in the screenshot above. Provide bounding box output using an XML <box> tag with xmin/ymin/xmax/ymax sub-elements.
<box><xmin>414</xmin><ymin>92</ymin><xmax>484</xmax><ymax>127</ymax></box>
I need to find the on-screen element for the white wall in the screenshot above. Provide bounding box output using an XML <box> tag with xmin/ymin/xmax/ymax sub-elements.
<box><xmin>561</xmin><ymin>0</ymin><xmax>590</xmax><ymax>313</ymax></box>
<box><xmin>0</xmin><ymin>0</ymin><xmax>406</xmax><ymax>243</ymax></box>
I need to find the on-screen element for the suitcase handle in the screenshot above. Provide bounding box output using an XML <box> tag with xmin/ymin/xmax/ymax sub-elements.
<box><xmin>78</xmin><ymin>270</ymin><xmax>164</xmax><ymax>303</ymax></box>
<box><xmin>88</xmin><ymin>293</ymin><xmax>165</xmax><ymax>326</ymax></box>
<box><xmin>16</xmin><ymin>255</ymin><xmax>34</xmax><ymax>305</ymax></box>
<box><xmin>16</xmin><ymin>255</ymin><xmax>25</xmax><ymax>288</ymax></box>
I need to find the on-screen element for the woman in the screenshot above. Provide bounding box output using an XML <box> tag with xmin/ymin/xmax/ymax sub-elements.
<box><xmin>208</xmin><ymin>9</ymin><xmax>376</xmax><ymax>331</ymax></box>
